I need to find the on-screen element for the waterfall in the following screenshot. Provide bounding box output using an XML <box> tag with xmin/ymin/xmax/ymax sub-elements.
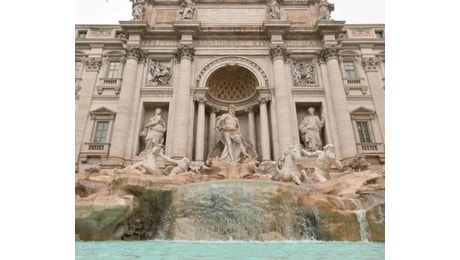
<box><xmin>353</xmin><ymin>210</ymin><xmax>370</xmax><ymax>242</ymax></box>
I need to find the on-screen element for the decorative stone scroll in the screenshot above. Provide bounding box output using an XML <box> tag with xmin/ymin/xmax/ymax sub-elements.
<box><xmin>148</xmin><ymin>61</ymin><xmax>172</xmax><ymax>85</ymax></box>
<box><xmin>292</xmin><ymin>60</ymin><xmax>316</xmax><ymax>85</ymax></box>
<box><xmin>84</xmin><ymin>57</ymin><xmax>102</xmax><ymax>71</ymax></box>
<box><xmin>125</xmin><ymin>46</ymin><xmax>147</xmax><ymax>62</ymax></box>
<box><xmin>316</xmin><ymin>45</ymin><xmax>340</xmax><ymax>62</ymax></box>
<box><xmin>361</xmin><ymin>57</ymin><xmax>381</xmax><ymax>71</ymax></box>
<box><xmin>175</xmin><ymin>45</ymin><xmax>195</xmax><ymax>62</ymax></box>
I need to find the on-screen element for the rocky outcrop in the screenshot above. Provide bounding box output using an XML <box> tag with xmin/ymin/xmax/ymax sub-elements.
<box><xmin>75</xmin><ymin>169</ymin><xmax>384</xmax><ymax>241</ymax></box>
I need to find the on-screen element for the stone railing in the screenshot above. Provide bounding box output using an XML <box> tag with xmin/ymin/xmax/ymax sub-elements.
<box><xmin>81</xmin><ymin>143</ymin><xmax>110</xmax><ymax>156</ymax></box>
<box><xmin>356</xmin><ymin>143</ymin><xmax>384</xmax><ymax>154</ymax></box>
<box><xmin>96</xmin><ymin>78</ymin><xmax>122</xmax><ymax>94</ymax></box>
<box><xmin>343</xmin><ymin>78</ymin><xmax>368</xmax><ymax>95</ymax></box>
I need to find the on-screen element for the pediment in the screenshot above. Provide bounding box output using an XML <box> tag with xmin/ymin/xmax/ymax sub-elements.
<box><xmin>90</xmin><ymin>107</ymin><xmax>116</xmax><ymax>116</ymax></box>
<box><xmin>350</xmin><ymin>106</ymin><xmax>375</xmax><ymax>116</ymax></box>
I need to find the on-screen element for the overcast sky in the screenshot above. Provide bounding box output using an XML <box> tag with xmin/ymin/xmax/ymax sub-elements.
<box><xmin>75</xmin><ymin>0</ymin><xmax>385</xmax><ymax>24</ymax></box>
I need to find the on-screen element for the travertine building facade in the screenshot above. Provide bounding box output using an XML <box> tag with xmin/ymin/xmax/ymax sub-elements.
<box><xmin>75</xmin><ymin>0</ymin><xmax>384</xmax><ymax>173</ymax></box>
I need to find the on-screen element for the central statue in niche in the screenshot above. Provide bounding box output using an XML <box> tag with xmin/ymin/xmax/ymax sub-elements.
<box><xmin>207</xmin><ymin>105</ymin><xmax>257</xmax><ymax>164</ymax></box>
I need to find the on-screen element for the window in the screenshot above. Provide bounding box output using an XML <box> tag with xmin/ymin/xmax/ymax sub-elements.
<box><xmin>356</xmin><ymin>121</ymin><xmax>373</xmax><ymax>143</ymax></box>
<box><xmin>78</xmin><ymin>30</ymin><xmax>87</xmax><ymax>39</ymax></box>
<box><xmin>93</xmin><ymin>121</ymin><xmax>109</xmax><ymax>143</ymax></box>
<box><xmin>375</xmin><ymin>30</ymin><xmax>384</xmax><ymax>38</ymax></box>
<box><xmin>343</xmin><ymin>61</ymin><xmax>357</xmax><ymax>79</ymax></box>
<box><xmin>107</xmin><ymin>61</ymin><xmax>120</xmax><ymax>79</ymax></box>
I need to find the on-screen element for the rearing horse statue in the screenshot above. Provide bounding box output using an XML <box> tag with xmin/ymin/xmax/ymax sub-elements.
<box><xmin>272</xmin><ymin>144</ymin><xmax>309</xmax><ymax>185</ymax></box>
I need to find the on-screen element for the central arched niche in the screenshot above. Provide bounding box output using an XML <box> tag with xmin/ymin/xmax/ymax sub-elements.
<box><xmin>205</xmin><ymin>65</ymin><xmax>258</xmax><ymax>106</ymax></box>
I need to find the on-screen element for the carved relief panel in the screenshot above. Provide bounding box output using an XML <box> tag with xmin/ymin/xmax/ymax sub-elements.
<box><xmin>147</xmin><ymin>60</ymin><xmax>173</xmax><ymax>86</ymax></box>
<box><xmin>291</xmin><ymin>60</ymin><xmax>316</xmax><ymax>85</ymax></box>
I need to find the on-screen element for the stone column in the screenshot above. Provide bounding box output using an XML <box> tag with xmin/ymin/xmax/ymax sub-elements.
<box><xmin>170</xmin><ymin>45</ymin><xmax>195</xmax><ymax>157</ymax></box>
<box><xmin>108</xmin><ymin>46</ymin><xmax>146</xmax><ymax>166</ymax></box>
<box><xmin>362</xmin><ymin>57</ymin><xmax>385</xmax><ymax>140</ymax></box>
<box><xmin>208</xmin><ymin>106</ymin><xmax>219</xmax><ymax>152</ymax></box>
<box><xmin>270</xmin><ymin>45</ymin><xmax>296</xmax><ymax>153</ymax></box>
<box><xmin>317</xmin><ymin>46</ymin><xmax>357</xmax><ymax>159</ymax></box>
<box><xmin>194</xmin><ymin>96</ymin><xmax>207</xmax><ymax>162</ymax></box>
<box><xmin>245</xmin><ymin>106</ymin><xmax>256</xmax><ymax>149</ymax></box>
<box><xmin>258</xmin><ymin>95</ymin><xmax>272</xmax><ymax>161</ymax></box>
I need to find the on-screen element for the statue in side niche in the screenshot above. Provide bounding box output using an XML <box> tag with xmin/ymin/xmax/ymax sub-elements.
<box><xmin>140</xmin><ymin>108</ymin><xmax>167</xmax><ymax>152</ymax></box>
<box><xmin>298</xmin><ymin>107</ymin><xmax>325</xmax><ymax>151</ymax></box>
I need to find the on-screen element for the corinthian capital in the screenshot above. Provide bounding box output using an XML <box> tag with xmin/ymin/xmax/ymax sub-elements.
<box><xmin>361</xmin><ymin>57</ymin><xmax>380</xmax><ymax>71</ymax></box>
<box><xmin>316</xmin><ymin>45</ymin><xmax>340</xmax><ymax>62</ymax></box>
<box><xmin>194</xmin><ymin>95</ymin><xmax>207</xmax><ymax>103</ymax></box>
<box><xmin>175</xmin><ymin>45</ymin><xmax>195</xmax><ymax>62</ymax></box>
<box><xmin>125</xmin><ymin>46</ymin><xmax>147</xmax><ymax>62</ymax></box>
<box><xmin>269</xmin><ymin>45</ymin><xmax>289</xmax><ymax>62</ymax></box>
<box><xmin>83</xmin><ymin>57</ymin><xmax>102</xmax><ymax>71</ymax></box>
<box><xmin>258</xmin><ymin>95</ymin><xmax>271</xmax><ymax>103</ymax></box>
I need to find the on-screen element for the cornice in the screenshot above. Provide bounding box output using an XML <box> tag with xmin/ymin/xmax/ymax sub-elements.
<box><xmin>140</xmin><ymin>87</ymin><xmax>174</xmax><ymax>97</ymax></box>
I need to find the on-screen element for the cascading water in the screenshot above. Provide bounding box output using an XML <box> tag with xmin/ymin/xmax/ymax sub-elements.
<box><xmin>169</xmin><ymin>180</ymin><xmax>316</xmax><ymax>240</ymax></box>
<box><xmin>331</xmin><ymin>197</ymin><xmax>371</xmax><ymax>242</ymax></box>
<box><xmin>354</xmin><ymin>210</ymin><xmax>370</xmax><ymax>242</ymax></box>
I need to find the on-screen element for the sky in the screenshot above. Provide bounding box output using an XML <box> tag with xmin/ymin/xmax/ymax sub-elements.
<box><xmin>75</xmin><ymin>0</ymin><xmax>385</xmax><ymax>24</ymax></box>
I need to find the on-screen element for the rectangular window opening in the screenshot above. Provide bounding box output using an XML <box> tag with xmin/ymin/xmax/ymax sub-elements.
<box><xmin>343</xmin><ymin>61</ymin><xmax>357</xmax><ymax>79</ymax></box>
<box><xmin>356</xmin><ymin>121</ymin><xmax>373</xmax><ymax>143</ymax></box>
<box><xmin>93</xmin><ymin>121</ymin><xmax>109</xmax><ymax>143</ymax></box>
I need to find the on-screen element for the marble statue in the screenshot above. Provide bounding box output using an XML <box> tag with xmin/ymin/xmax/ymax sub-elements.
<box><xmin>302</xmin><ymin>144</ymin><xmax>343</xmax><ymax>182</ymax></box>
<box><xmin>272</xmin><ymin>144</ymin><xmax>309</xmax><ymax>185</ymax></box>
<box><xmin>158</xmin><ymin>150</ymin><xmax>191</xmax><ymax>176</ymax></box>
<box><xmin>215</xmin><ymin>105</ymin><xmax>250</xmax><ymax>161</ymax></box>
<box><xmin>319</xmin><ymin>0</ymin><xmax>332</xmax><ymax>20</ymax></box>
<box><xmin>140</xmin><ymin>108</ymin><xmax>167</xmax><ymax>152</ymax></box>
<box><xmin>179</xmin><ymin>0</ymin><xmax>196</xmax><ymax>20</ymax></box>
<box><xmin>132</xmin><ymin>3</ymin><xmax>144</xmax><ymax>21</ymax></box>
<box><xmin>298</xmin><ymin>107</ymin><xmax>325</xmax><ymax>151</ymax></box>
<box><xmin>127</xmin><ymin>145</ymin><xmax>162</xmax><ymax>175</ymax></box>
<box><xmin>206</xmin><ymin>105</ymin><xmax>258</xmax><ymax>165</ymax></box>
<box><xmin>267</xmin><ymin>0</ymin><xmax>281</xmax><ymax>20</ymax></box>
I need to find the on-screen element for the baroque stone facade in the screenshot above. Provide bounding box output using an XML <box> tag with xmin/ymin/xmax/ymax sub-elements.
<box><xmin>75</xmin><ymin>0</ymin><xmax>385</xmax><ymax>173</ymax></box>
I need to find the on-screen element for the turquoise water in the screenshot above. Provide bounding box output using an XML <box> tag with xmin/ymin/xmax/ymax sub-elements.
<box><xmin>76</xmin><ymin>241</ymin><xmax>384</xmax><ymax>259</ymax></box>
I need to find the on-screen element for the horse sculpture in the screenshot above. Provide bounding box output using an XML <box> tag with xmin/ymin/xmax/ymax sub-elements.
<box><xmin>272</xmin><ymin>144</ymin><xmax>309</xmax><ymax>185</ymax></box>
